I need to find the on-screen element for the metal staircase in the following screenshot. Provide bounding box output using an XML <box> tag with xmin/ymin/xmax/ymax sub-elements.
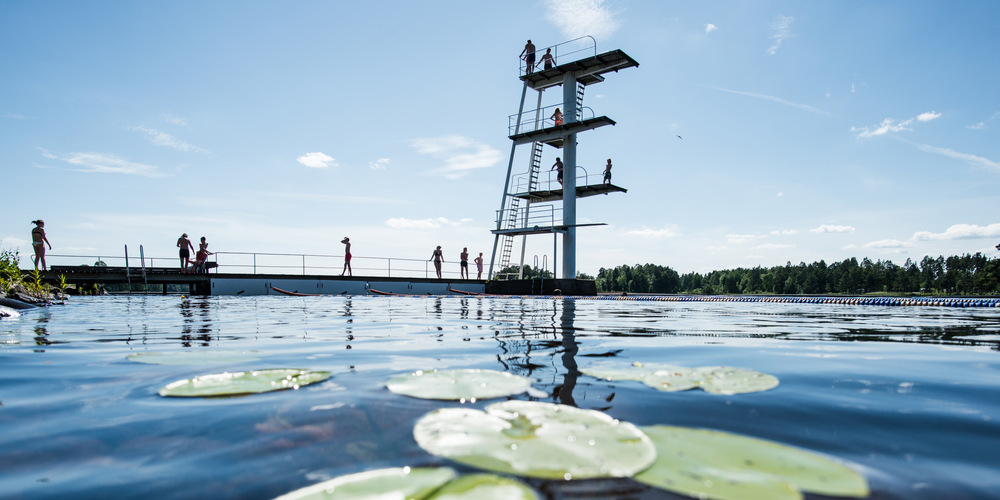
<box><xmin>498</xmin><ymin>140</ymin><xmax>544</xmax><ymax>272</ymax></box>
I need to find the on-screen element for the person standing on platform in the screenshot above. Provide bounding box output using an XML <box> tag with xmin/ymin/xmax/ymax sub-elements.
<box><xmin>520</xmin><ymin>40</ymin><xmax>536</xmax><ymax>74</ymax></box>
<box><xmin>539</xmin><ymin>48</ymin><xmax>555</xmax><ymax>70</ymax></box>
<box><xmin>551</xmin><ymin>107</ymin><xmax>563</xmax><ymax>126</ymax></box>
<box><xmin>193</xmin><ymin>236</ymin><xmax>213</xmax><ymax>273</ymax></box>
<box><xmin>30</xmin><ymin>220</ymin><xmax>51</xmax><ymax>271</ymax></box>
<box><xmin>603</xmin><ymin>158</ymin><xmax>613</xmax><ymax>185</ymax></box>
<box><xmin>341</xmin><ymin>237</ymin><xmax>352</xmax><ymax>276</ymax></box>
<box><xmin>177</xmin><ymin>233</ymin><xmax>195</xmax><ymax>273</ymax></box>
<box><xmin>551</xmin><ymin>157</ymin><xmax>564</xmax><ymax>185</ymax></box>
<box><xmin>460</xmin><ymin>247</ymin><xmax>469</xmax><ymax>279</ymax></box>
<box><xmin>430</xmin><ymin>245</ymin><xmax>444</xmax><ymax>279</ymax></box>
<box><xmin>475</xmin><ymin>252</ymin><xmax>484</xmax><ymax>280</ymax></box>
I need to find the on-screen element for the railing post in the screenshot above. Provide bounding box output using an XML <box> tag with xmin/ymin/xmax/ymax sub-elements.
<box><xmin>253</xmin><ymin>253</ymin><xmax>256</xmax><ymax>274</ymax></box>
<box><xmin>302</xmin><ymin>254</ymin><xmax>306</xmax><ymax>275</ymax></box>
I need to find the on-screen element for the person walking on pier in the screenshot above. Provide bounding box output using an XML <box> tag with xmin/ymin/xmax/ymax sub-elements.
<box><xmin>475</xmin><ymin>252</ymin><xmax>484</xmax><ymax>280</ymax></box>
<box><xmin>341</xmin><ymin>237</ymin><xmax>352</xmax><ymax>276</ymax></box>
<box><xmin>603</xmin><ymin>158</ymin><xmax>613</xmax><ymax>185</ymax></box>
<box><xmin>551</xmin><ymin>157</ymin><xmax>564</xmax><ymax>185</ymax></box>
<box><xmin>177</xmin><ymin>233</ymin><xmax>195</xmax><ymax>273</ymax></box>
<box><xmin>520</xmin><ymin>40</ymin><xmax>536</xmax><ymax>74</ymax></box>
<box><xmin>460</xmin><ymin>247</ymin><xmax>469</xmax><ymax>279</ymax></box>
<box><xmin>30</xmin><ymin>220</ymin><xmax>51</xmax><ymax>271</ymax></box>
<box><xmin>430</xmin><ymin>246</ymin><xmax>444</xmax><ymax>279</ymax></box>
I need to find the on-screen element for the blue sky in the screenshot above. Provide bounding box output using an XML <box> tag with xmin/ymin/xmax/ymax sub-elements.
<box><xmin>2</xmin><ymin>0</ymin><xmax>999</xmax><ymax>277</ymax></box>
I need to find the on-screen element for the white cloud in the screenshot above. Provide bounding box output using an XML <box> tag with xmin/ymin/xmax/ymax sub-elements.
<box><xmin>912</xmin><ymin>223</ymin><xmax>1000</xmax><ymax>241</ymax></box>
<box><xmin>864</xmin><ymin>239</ymin><xmax>909</xmax><ymax>249</ymax></box>
<box><xmin>917</xmin><ymin>111</ymin><xmax>941</xmax><ymax>122</ymax></box>
<box><xmin>163</xmin><ymin>114</ymin><xmax>188</xmax><ymax>126</ymax></box>
<box><xmin>369</xmin><ymin>158</ymin><xmax>390</xmax><ymax>170</ymax></box>
<box><xmin>39</xmin><ymin>149</ymin><xmax>164</xmax><ymax>177</ymax></box>
<box><xmin>966</xmin><ymin>122</ymin><xmax>986</xmax><ymax>130</ymax></box>
<box><xmin>385</xmin><ymin>217</ymin><xmax>469</xmax><ymax>229</ymax></box>
<box><xmin>770</xmin><ymin>229</ymin><xmax>797</xmax><ymax>236</ymax></box>
<box><xmin>755</xmin><ymin>243</ymin><xmax>794</xmax><ymax>250</ymax></box>
<box><xmin>767</xmin><ymin>15</ymin><xmax>794</xmax><ymax>55</ymax></box>
<box><xmin>911</xmin><ymin>142</ymin><xmax>1000</xmax><ymax>171</ymax></box>
<box><xmin>297</xmin><ymin>152</ymin><xmax>337</xmax><ymax>169</ymax></box>
<box><xmin>627</xmin><ymin>224</ymin><xmax>680</xmax><ymax>238</ymax></box>
<box><xmin>852</xmin><ymin>111</ymin><xmax>940</xmax><ymax>138</ymax></box>
<box><xmin>712</xmin><ymin>87</ymin><xmax>831</xmax><ymax>116</ymax></box>
<box><xmin>726</xmin><ymin>233</ymin><xmax>762</xmax><ymax>245</ymax></box>
<box><xmin>131</xmin><ymin>126</ymin><xmax>208</xmax><ymax>153</ymax></box>
<box><xmin>544</xmin><ymin>0</ymin><xmax>620</xmax><ymax>39</ymax></box>
<box><xmin>410</xmin><ymin>135</ymin><xmax>502</xmax><ymax>179</ymax></box>
<box><xmin>810</xmin><ymin>224</ymin><xmax>856</xmax><ymax>234</ymax></box>
<box><xmin>704</xmin><ymin>23</ymin><xmax>717</xmax><ymax>34</ymax></box>
<box><xmin>6</xmin><ymin>113</ymin><xmax>28</xmax><ymax>119</ymax></box>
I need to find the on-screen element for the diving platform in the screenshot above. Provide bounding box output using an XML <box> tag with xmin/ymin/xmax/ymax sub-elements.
<box><xmin>520</xmin><ymin>49</ymin><xmax>639</xmax><ymax>91</ymax></box>
<box><xmin>491</xmin><ymin>222</ymin><xmax>606</xmax><ymax>237</ymax></box>
<box><xmin>512</xmin><ymin>183</ymin><xmax>627</xmax><ymax>203</ymax></box>
<box><xmin>509</xmin><ymin>116</ymin><xmax>616</xmax><ymax>148</ymax></box>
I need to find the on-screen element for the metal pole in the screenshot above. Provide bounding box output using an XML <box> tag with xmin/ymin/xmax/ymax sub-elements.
<box><xmin>124</xmin><ymin>244</ymin><xmax>131</xmax><ymax>294</ymax></box>
<box><xmin>561</xmin><ymin>72</ymin><xmax>578</xmax><ymax>280</ymax></box>
<box><xmin>488</xmin><ymin>81</ymin><xmax>531</xmax><ymax>280</ymax></box>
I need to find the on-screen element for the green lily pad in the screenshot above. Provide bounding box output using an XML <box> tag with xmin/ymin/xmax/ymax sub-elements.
<box><xmin>127</xmin><ymin>350</ymin><xmax>260</xmax><ymax>365</ymax></box>
<box><xmin>386</xmin><ymin>369</ymin><xmax>534</xmax><ymax>401</ymax></box>
<box><xmin>634</xmin><ymin>425</ymin><xmax>870</xmax><ymax>500</ymax></box>
<box><xmin>689</xmin><ymin>366</ymin><xmax>780</xmax><ymax>395</ymax></box>
<box><xmin>581</xmin><ymin>363</ymin><xmax>778</xmax><ymax>395</ymax></box>
<box><xmin>427</xmin><ymin>473</ymin><xmax>540</xmax><ymax>500</ymax></box>
<box><xmin>413</xmin><ymin>400</ymin><xmax>656</xmax><ymax>480</ymax></box>
<box><xmin>273</xmin><ymin>466</ymin><xmax>456</xmax><ymax>500</ymax></box>
<box><xmin>159</xmin><ymin>368</ymin><xmax>331</xmax><ymax>397</ymax></box>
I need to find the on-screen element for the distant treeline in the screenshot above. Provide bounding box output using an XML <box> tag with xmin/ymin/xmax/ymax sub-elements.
<box><xmin>594</xmin><ymin>252</ymin><xmax>1000</xmax><ymax>295</ymax></box>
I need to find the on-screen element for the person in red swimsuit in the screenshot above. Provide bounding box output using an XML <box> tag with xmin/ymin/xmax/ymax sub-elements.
<box><xmin>341</xmin><ymin>237</ymin><xmax>352</xmax><ymax>276</ymax></box>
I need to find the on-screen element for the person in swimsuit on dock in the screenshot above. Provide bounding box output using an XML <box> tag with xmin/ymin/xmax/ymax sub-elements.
<box><xmin>539</xmin><ymin>48</ymin><xmax>555</xmax><ymax>70</ymax></box>
<box><xmin>552</xmin><ymin>157</ymin><xmax>564</xmax><ymax>185</ymax></box>
<box><xmin>430</xmin><ymin>246</ymin><xmax>444</xmax><ymax>279</ymax></box>
<box><xmin>520</xmin><ymin>40</ymin><xmax>536</xmax><ymax>74</ymax></box>
<box><xmin>193</xmin><ymin>236</ymin><xmax>213</xmax><ymax>273</ymax></box>
<box><xmin>177</xmin><ymin>233</ymin><xmax>195</xmax><ymax>273</ymax></box>
<box><xmin>30</xmin><ymin>220</ymin><xmax>51</xmax><ymax>271</ymax></box>
<box><xmin>460</xmin><ymin>247</ymin><xmax>469</xmax><ymax>279</ymax></box>
<box><xmin>341</xmin><ymin>237</ymin><xmax>352</xmax><ymax>276</ymax></box>
<box><xmin>603</xmin><ymin>158</ymin><xmax>613</xmax><ymax>185</ymax></box>
<box><xmin>475</xmin><ymin>252</ymin><xmax>484</xmax><ymax>280</ymax></box>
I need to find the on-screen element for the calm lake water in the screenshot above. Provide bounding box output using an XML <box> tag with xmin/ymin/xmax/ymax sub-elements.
<box><xmin>1</xmin><ymin>295</ymin><xmax>998</xmax><ymax>499</ymax></box>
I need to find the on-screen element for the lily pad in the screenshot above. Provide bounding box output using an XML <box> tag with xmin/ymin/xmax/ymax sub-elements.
<box><xmin>634</xmin><ymin>425</ymin><xmax>869</xmax><ymax>500</ymax></box>
<box><xmin>581</xmin><ymin>363</ymin><xmax>778</xmax><ymax>395</ymax></box>
<box><xmin>427</xmin><ymin>473</ymin><xmax>540</xmax><ymax>500</ymax></box>
<box><xmin>127</xmin><ymin>350</ymin><xmax>260</xmax><ymax>365</ymax></box>
<box><xmin>273</xmin><ymin>466</ymin><xmax>456</xmax><ymax>500</ymax></box>
<box><xmin>159</xmin><ymin>368</ymin><xmax>331</xmax><ymax>397</ymax></box>
<box><xmin>413</xmin><ymin>400</ymin><xmax>656</xmax><ymax>480</ymax></box>
<box><xmin>386</xmin><ymin>369</ymin><xmax>533</xmax><ymax>401</ymax></box>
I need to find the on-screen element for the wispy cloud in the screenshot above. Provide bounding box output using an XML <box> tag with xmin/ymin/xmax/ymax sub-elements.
<box><xmin>768</xmin><ymin>15</ymin><xmax>794</xmax><ymax>55</ymax></box>
<box><xmin>851</xmin><ymin>111</ymin><xmax>941</xmax><ymax>138</ymax></box>
<box><xmin>755</xmin><ymin>243</ymin><xmax>794</xmax><ymax>250</ymax></box>
<box><xmin>385</xmin><ymin>217</ymin><xmax>473</xmax><ymax>229</ymax></box>
<box><xmin>704</xmin><ymin>23</ymin><xmax>718</xmax><ymax>34</ymax></box>
<box><xmin>410</xmin><ymin>135</ymin><xmax>502</xmax><ymax>179</ymax></box>
<box><xmin>909</xmin><ymin>142</ymin><xmax>1000</xmax><ymax>171</ymax></box>
<box><xmin>627</xmin><ymin>224</ymin><xmax>680</xmax><ymax>238</ymax></box>
<box><xmin>369</xmin><ymin>158</ymin><xmax>390</xmax><ymax>170</ymax></box>
<box><xmin>864</xmin><ymin>239</ymin><xmax>909</xmax><ymax>249</ymax></box>
<box><xmin>163</xmin><ymin>114</ymin><xmax>188</xmax><ymax>126</ymax></box>
<box><xmin>770</xmin><ymin>228</ymin><xmax>798</xmax><ymax>236</ymax></box>
<box><xmin>131</xmin><ymin>126</ymin><xmax>208</xmax><ymax>153</ymax></box>
<box><xmin>966</xmin><ymin>111</ymin><xmax>999</xmax><ymax>130</ymax></box>
<box><xmin>727</xmin><ymin>233</ymin><xmax>763</xmax><ymax>245</ymax></box>
<box><xmin>811</xmin><ymin>224</ymin><xmax>856</xmax><ymax>234</ymax></box>
<box><xmin>6</xmin><ymin>113</ymin><xmax>29</xmax><ymax>120</ymax></box>
<box><xmin>544</xmin><ymin>0</ymin><xmax>620</xmax><ymax>39</ymax></box>
<box><xmin>712</xmin><ymin>87</ymin><xmax>831</xmax><ymax>116</ymax></box>
<box><xmin>296</xmin><ymin>152</ymin><xmax>337</xmax><ymax>168</ymax></box>
<box><xmin>39</xmin><ymin>149</ymin><xmax>164</xmax><ymax>177</ymax></box>
<box><xmin>912</xmin><ymin>223</ymin><xmax>1000</xmax><ymax>241</ymax></box>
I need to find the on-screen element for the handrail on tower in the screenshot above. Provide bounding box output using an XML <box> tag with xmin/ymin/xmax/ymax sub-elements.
<box><xmin>519</xmin><ymin>35</ymin><xmax>597</xmax><ymax>75</ymax></box>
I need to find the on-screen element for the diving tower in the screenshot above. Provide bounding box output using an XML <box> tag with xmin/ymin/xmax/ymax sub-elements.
<box><xmin>489</xmin><ymin>36</ymin><xmax>638</xmax><ymax>281</ymax></box>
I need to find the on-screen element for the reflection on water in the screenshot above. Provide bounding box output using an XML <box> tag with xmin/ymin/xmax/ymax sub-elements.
<box><xmin>0</xmin><ymin>295</ymin><xmax>998</xmax><ymax>499</ymax></box>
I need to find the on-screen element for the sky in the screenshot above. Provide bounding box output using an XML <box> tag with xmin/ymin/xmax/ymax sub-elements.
<box><xmin>2</xmin><ymin>0</ymin><xmax>999</xmax><ymax>278</ymax></box>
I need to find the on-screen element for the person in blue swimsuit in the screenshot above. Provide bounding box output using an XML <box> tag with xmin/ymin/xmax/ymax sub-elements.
<box><xmin>520</xmin><ymin>40</ymin><xmax>536</xmax><ymax>74</ymax></box>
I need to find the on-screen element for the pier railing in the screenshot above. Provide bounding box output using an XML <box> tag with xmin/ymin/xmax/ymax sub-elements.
<box><xmin>519</xmin><ymin>35</ymin><xmax>597</xmax><ymax>75</ymax></box>
<box><xmin>43</xmin><ymin>252</ymin><xmax>474</xmax><ymax>280</ymax></box>
<box><xmin>495</xmin><ymin>204</ymin><xmax>562</xmax><ymax>231</ymax></box>
<box><xmin>509</xmin><ymin>105</ymin><xmax>596</xmax><ymax>136</ymax></box>
<box><xmin>512</xmin><ymin>165</ymin><xmax>605</xmax><ymax>193</ymax></box>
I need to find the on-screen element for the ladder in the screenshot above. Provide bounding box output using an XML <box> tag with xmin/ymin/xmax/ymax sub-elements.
<box><xmin>576</xmin><ymin>82</ymin><xmax>586</xmax><ymax>118</ymax></box>
<box><xmin>498</xmin><ymin>140</ymin><xmax>544</xmax><ymax>271</ymax></box>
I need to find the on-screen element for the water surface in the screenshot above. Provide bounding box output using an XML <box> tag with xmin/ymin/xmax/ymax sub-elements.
<box><xmin>1</xmin><ymin>295</ymin><xmax>998</xmax><ymax>499</ymax></box>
